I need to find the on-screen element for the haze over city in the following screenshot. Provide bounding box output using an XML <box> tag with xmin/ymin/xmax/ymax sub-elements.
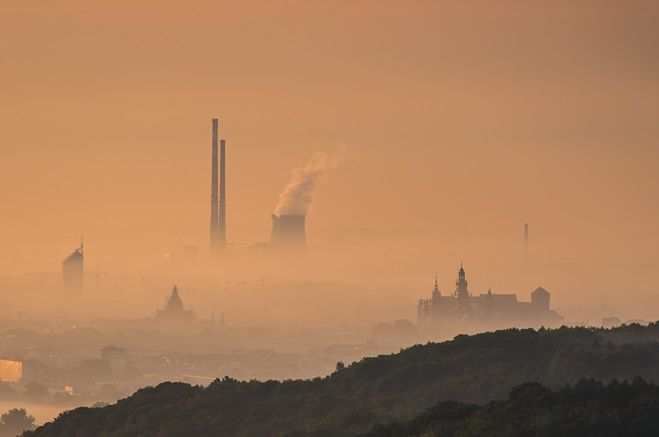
<box><xmin>2</xmin><ymin>1</ymin><xmax>659</xmax><ymax>317</ymax></box>
<box><xmin>1</xmin><ymin>1</ymin><xmax>659</xmax><ymax>435</ymax></box>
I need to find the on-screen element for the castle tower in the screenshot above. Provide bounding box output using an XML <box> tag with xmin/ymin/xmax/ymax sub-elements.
<box><xmin>531</xmin><ymin>287</ymin><xmax>550</xmax><ymax>311</ymax></box>
<box><xmin>431</xmin><ymin>274</ymin><xmax>441</xmax><ymax>320</ymax></box>
<box><xmin>454</xmin><ymin>263</ymin><xmax>472</xmax><ymax>314</ymax></box>
<box><xmin>432</xmin><ymin>274</ymin><xmax>441</xmax><ymax>300</ymax></box>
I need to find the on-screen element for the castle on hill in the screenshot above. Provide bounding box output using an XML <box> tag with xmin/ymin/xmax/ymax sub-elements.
<box><xmin>417</xmin><ymin>264</ymin><xmax>563</xmax><ymax>330</ymax></box>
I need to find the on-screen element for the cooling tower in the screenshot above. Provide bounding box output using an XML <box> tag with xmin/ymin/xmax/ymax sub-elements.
<box><xmin>271</xmin><ymin>214</ymin><xmax>307</xmax><ymax>247</ymax></box>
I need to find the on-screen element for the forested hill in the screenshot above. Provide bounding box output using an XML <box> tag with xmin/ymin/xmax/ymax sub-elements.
<box><xmin>28</xmin><ymin>323</ymin><xmax>659</xmax><ymax>437</ymax></box>
<box><xmin>364</xmin><ymin>379</ymin><xmax>659</xmax><ymax>437</ymax></box>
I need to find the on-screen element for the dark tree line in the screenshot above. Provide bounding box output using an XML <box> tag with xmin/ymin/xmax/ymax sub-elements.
<box><xmin>365</xmin><ymin>378</ymin><xmax>659</xmax><ymax>437</ymax></box>
<box><xmin>26</xmin><ymin>323</ymin><xmax>659</xmax><ymax>436</ymax></box>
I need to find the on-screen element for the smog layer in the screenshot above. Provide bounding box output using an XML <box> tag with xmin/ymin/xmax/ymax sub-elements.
<box><xmin>1</xmin><ymin>1</ymin><xmax>658</xmax><ymax>431</ymax></box>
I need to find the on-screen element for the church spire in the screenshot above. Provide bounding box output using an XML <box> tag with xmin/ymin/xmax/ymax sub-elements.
<box><xmin>432</xmin><ymin>273</ymin><xmax>441</xmax><ymax>301</ymax></box>
<box><xmin>457</xmin><ymin>262</ymin><xmax>466</xmax><ymax>284</ymax></box>
<box><xmin>455</xmin><ymin>263</ymin><xmax>469</xmax><ymax>299</ymax></box>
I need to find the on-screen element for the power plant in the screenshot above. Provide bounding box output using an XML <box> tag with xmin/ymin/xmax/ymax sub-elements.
<box><xmin>210</xmin><ymin>118</ymin><xmax>227</xmax><ymax>253</ymax></box>
<box><xmin>271</xmin><ymin>214</ymin><xmax>307</xmax><ymax>248</ymax></box>
<box><xmin>204</xmin><ymin>118</ymin><xmax>338</xmax><ymax>255</ymax></box>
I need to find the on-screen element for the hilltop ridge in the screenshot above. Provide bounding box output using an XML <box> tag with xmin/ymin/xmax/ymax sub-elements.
<box><xmin>28</xmin><ymin>323</ymin><xmax>659</xmax><ymax>436</ymax></box>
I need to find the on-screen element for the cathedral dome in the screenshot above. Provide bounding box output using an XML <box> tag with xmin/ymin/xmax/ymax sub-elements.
<box><xmin>166</xmin><ymin>286</ymin><xmax>184</xmax><ymax>312</ymax></box>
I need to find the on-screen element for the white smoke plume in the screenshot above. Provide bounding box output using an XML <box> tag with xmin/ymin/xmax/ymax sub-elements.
<box><xmin>274</xmin><ymin>147</ymin><xmax>345</xmax><ymax>216</ymax></box>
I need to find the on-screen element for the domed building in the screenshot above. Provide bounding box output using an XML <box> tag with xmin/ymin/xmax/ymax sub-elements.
<box><xmin>156</xmin><ymin>286</ymin><xmax>193</xmax><ymax>324</ymax></box>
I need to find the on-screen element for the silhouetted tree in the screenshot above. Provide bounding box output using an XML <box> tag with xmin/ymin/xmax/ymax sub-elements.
<box><xmin>0</xmin><ymin>408</ymin><xmax>35</xmax><ymax>437</ymax></box>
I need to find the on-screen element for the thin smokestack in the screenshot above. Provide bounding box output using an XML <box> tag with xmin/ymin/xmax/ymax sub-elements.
<box><xmin>210</xmin><ymin>118</ymin><xmax>220</xmax><ymax>252</ymax></box>
<box><xmin>219</xmin><ymin>138</ymin><xmax>226</xmax><ymax>246</ymax></box>
<box><xmin>524</xmin><ymin>223</ymin><xmax>529</xmax><ymax>260</ymax></box>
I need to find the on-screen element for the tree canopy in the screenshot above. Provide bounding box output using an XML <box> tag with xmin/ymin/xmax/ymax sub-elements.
<box><xmin>1</xmin><ymin>408</ymin><xmax>35</xmax><ymax>437</ymax></box>
<box><xmin>365</xmin><ymin>378</ymin><xmax>659</xmax><ymax>437</ymax></box>
<box><xmin>26</xmin><ymin>323</ymin><xmax>659</xmax><ymax>436</ymax></box>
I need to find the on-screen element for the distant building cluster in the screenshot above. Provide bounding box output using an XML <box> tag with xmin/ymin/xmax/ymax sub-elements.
<box><xmin>417</xmin><ymin>264</ymin><xmax>563</xmax><ymax>329</ymax></box>
<box><xmin>60</xmin><ymin>236</ymin><xmax>198</xmax><ymax>326</ymax></box>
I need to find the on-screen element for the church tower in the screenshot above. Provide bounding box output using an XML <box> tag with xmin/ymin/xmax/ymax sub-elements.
<box><xmin>454</xmin><ymin>263</ymin><xmax>472</xmax><ymax>314</ymax></box>
<box><xmin>431</xmin><ymin>274</ymin><xmax>441</xmax><ymax>320</ymax></box>
<box><xmin>432</xmin><ymin>274</ymin><xmax>441</xmax><ymax>303</ymax></box>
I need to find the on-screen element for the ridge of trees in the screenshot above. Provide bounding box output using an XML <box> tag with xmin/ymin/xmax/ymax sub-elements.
<box><xmin>26</xmin><ymin>323</ymin><xmax>659</xmax><ymax>436</ymax></box>
<box><xmin>364</xmin><ymin>378</ymin><xmax>659</xmax><ymax>437</ymax></box>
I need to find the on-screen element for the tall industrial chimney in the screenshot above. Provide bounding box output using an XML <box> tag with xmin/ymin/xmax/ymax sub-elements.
<box><xmin>210</xmin><ymin>118</ymin><xmax>220</xmax><ymax>253</ymax></box>
<box><xmin>219</xmin><ymin>138</ymin><xmax>226</xmax><ymax>247</ymax></box>
<box><xmin>524</xmin><ymin>223</ymin><xmax>529</xmax><ymax>260</ymax></box>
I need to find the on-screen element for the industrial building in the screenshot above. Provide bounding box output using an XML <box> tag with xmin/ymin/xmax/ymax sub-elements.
<box><xmin>62</xmin><ymin>241</ymin><xmax>84</xmax><ymax>296</ymax></box>
<box><xmin>206</xmin><ymin>117</ymin><xmax>321</xmax><ymax>256</ymax></box>
<box><xmin>271</xmin><ymin>214</ymin><xmax>307</xmax><ymax>248</ymax></box>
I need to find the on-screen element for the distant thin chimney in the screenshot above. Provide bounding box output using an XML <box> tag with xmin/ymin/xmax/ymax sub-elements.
<box><xmin>524</xmin><ymin>223</ymin><xmax>529</xmax><ymax>260</ymax></box>
<box><xmin>210</xmin><ymin>118</ymin><xmax>220</xmax><ymax>252</ymax></box>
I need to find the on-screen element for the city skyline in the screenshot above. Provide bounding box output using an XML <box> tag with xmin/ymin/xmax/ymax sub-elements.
<box><xmin>1</xmin><ymin>3</ymin><xmax>659</xmax><ymax>434</ymax></box>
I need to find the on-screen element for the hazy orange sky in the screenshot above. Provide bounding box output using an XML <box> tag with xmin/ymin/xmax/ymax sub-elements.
<box><xmin>1</xmin><ymin>1</ymin><xmax>658</xmax><ymax>312</ymax></box>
